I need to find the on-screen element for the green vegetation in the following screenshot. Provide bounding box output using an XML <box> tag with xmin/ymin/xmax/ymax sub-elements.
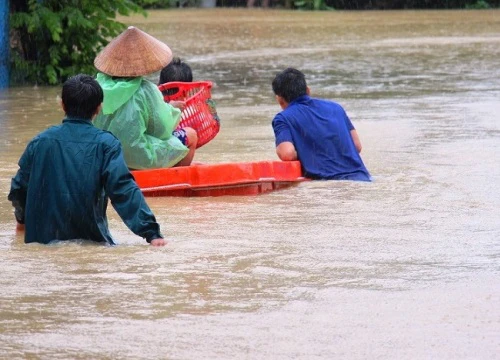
<box><xmin>134</xmin><ymin>0</ymin><xmax>175</xmax><ymax>8</ymax></box>
<box><xmin>466</xmin><ymin>0</ymin><xmax>491</xmax><ymax>8</ymax></box>
<box><xmin>10</xmin><ymin>0</ymin><xmax>144</xmax><ymax>85</ymax></box>
<box><xmin>294</xmin><ymin>0</ymin><xmax>334</xmax><ymax>10</ymax></box>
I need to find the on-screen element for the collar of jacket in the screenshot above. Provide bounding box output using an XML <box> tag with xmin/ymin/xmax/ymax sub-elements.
<box><xmin>289</xmin><ymin>95</ymin><xmax>310</xmax><ymax>106</ymax></box>
<box><xmin>62</xmin><ymin>117</ymin><xmax>93</xmax><ymax>124</ymax></box>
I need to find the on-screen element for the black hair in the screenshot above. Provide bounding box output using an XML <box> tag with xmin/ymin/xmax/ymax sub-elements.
<box><xmin>159</xmin><ymin>57</ymin><xmax>193</xmax><ymax>85</ymax></box>
<box><xmin>61</xmin><ymin>74</ymin><xmax>103</xmax><ymax>119</ymax></box>
<box><xmin>272</xmin><ymin>68</ymin><xmax>308</xmax><ymax>103</ymax></box>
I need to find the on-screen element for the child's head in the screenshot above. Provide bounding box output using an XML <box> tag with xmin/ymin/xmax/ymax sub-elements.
<box><xmin>159</xmin><ymin>57</ymin><xmax>193</xmax><ymax>85</ymax></box>
<box><xmin>272</xmin><ymin>68</ymin><xmax>308</xmax><ymax>104</ymax></box>
<box><xmin>62</xmin><ymin>74</ymin><xmax>103</xmax><ymax>119</ymax></box>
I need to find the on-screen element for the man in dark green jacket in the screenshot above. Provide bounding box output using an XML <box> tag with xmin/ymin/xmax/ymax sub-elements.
<box><xmin>8</xmin><ymin>74</ymin><xmax>166</xmax><ymax>246</ymax></box>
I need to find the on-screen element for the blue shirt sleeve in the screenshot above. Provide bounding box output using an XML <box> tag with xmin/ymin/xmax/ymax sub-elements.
<box><xmin>343</xmin><ymin>108</ymin><xmax>355</xmax><ymax>131</ymax></box>
<box><xmin>102</xmin><ymin>141</ymin><xmax>163</xmax><ymax>242</ymax></box>
<box><xmin>272</xmin><ymin>113</ymin><xmax>293</xmax><ymax>146</ymax></box>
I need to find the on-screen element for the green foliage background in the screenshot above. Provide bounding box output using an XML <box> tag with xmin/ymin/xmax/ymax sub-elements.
<box><xmin>10</xmin><ymin>0</ymin><xmax>144</xmax><ymax>85</ymax></box>
<box><xmin>9</xmin><ymin>0</ymin><xmax>498</xmax><ymax>85</ymax></box>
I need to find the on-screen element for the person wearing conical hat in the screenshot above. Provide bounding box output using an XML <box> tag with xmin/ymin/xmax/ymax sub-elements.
<box><xmin>93</xmin><ymin>26</ymin><xmax>197</xmax><ymax>170</ymax></box>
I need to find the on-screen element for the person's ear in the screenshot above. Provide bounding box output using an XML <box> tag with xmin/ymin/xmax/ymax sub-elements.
<box><xmin>306</xmin><ymin>86</ymin><xmax>310</xmax><ymax>95</ymax></box>
<box><xmin>276</xmin><ymin>95</ymin><xmax>288</xmax><ymax>110</ymax></box>
<box><xmin>60</xmin><ymin>100</ymin><xmax>66</xmax><ymax>114</ymax></box>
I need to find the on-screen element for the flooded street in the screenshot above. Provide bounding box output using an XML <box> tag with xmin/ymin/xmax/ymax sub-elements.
<box><xmin>1</xmin><ymin>9</ymin><xmax>499</xmax><ymax>359</ymax></box>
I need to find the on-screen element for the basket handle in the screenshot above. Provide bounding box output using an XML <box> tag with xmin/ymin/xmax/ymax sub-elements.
<box><xmin>159</xmin><ymin>81</ymin><xmax>213</xmax><ymax>103</ymax></box>
<box><xmin>158</xmin><ymin>81</ymin><xmax>213</xmax><ymax>92</ymax></box>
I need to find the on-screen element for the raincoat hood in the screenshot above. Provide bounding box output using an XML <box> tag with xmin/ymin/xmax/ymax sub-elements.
<box><xmin>97</xmin><ymin>72</ymin><xmax>142</xmax><ymax>114</ymax></box>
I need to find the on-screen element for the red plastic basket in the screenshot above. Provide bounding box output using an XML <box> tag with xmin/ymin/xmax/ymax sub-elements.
<box><xmin>158</xmin><ymin>81</ymin><xmax>220</xmax><ymax>148</ymax></box>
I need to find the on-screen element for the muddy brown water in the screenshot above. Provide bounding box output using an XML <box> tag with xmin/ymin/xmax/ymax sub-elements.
<box><xmin>0</xmin><ymin>9</ymin><xmax>499</xmax><ymax>359</ymax></box>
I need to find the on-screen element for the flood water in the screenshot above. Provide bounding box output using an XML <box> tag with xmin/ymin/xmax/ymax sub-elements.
<box><xmin>1</xmin><ymin>8</ymin><xmax>500</xmax><ymax>359</ymax></box>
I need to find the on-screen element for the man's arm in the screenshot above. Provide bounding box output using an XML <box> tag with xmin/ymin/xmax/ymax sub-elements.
<box><xmin>102</xmin><ymin>141</ymin><xmax>166</xmax><ymax>246</ymax></box>
<box><xmin>272</xmin><ymin>114</ymin><xmax>297</xmax><ymax>161</ymax></box>
<box><xmin>342</xmin><ymin>109</ymin><xmax>362</xmax><ymax>153</ymax></box>
<box><xmin>350</xmin><ymin>129</ymin><xmax>362</xmax><ymax>153</ymax></box>
<box><xmin>8</xmin><ymin>142</ymin><xmax>34</xmax><ymax>227</ymax></box>
<box><xmin>276</xmin><ymin>141</ymin><xmax>298</xmax><ymax>161</ymax></box>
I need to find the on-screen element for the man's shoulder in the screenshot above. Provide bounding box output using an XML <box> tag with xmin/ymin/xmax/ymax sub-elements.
<box><xmin>67</xmin><ymin>123</ymin><xmax>122</xmax><ymax>148</ymax></box>
<box><xmin>29</xmin><ymin>123</ymin><xmax>121</xmax><ymax>152</ymax></box>
<box><xmin>32</xmin><ymin>124</ymin><xmax>63</xmax><ymax>142</ymax></box>
<box><xmin>38</xmin><ymin>123</ymin><xmax>62</xmax><ymax>135</ymax></box>
<box><xmin>94</xmin><ymin>128</ymin><xmax>122</xmax><ymax>148</ymax></box>
<box><xmin>272</xmin><ymin>111</ymin><xmax>287</xmax><ymax>125</ymax></box>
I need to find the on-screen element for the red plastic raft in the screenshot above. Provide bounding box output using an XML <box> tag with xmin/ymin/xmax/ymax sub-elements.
<box><xmin>131</xmin><ymin>160</ymin><xmax>306</xmax><ymax>197</ymax></box>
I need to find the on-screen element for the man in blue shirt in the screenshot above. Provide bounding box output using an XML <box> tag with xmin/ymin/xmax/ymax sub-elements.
<box><xmin>271</xmin><ymin>68</ymin><xmax>371</xmax><ymax>181</ymax></box>
<box><xmin>8</xmin><ymin>74</ymin><xmax>166</xmax><ymax>246</ymax></box>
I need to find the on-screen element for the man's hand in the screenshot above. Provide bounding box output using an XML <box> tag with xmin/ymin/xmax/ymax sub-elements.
<box><xmin>16</xmin><ymin>222</ymin><xmax>25</xmax><ymax>232</ymax></box>
<box><xmin>150</xmin><ymin>238</ymin><xmax>167</xmax><ymax>247</ymax></box>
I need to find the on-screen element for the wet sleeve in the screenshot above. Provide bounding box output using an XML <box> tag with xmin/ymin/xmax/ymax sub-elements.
<box><xmin>7</xmin><ymin>141</ymin><xmax>34</xmax><ymax>224</ymax></box>
<box><xmin>102</xmin><ymin>141</ymin><xmax>163</xmax><ymax>243</ymax></box>
<box><xmin>272</xmin><ymin>113</ymin><xmax>293</xmax><ymax>146</ymax></box>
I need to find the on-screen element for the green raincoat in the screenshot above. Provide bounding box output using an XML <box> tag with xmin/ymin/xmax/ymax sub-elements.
<box><xmin>94</xmin><ymin>73</ymin><xmax>188</xmax><ymax>170</ymax></box>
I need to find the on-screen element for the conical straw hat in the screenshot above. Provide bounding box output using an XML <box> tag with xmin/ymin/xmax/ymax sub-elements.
<box><xmin>94</xmin><ymin>26</ymin><xmax>173</xmax><ymax>77</ymax></box>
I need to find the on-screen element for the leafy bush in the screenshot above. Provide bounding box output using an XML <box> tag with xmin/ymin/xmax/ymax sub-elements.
<box><xmin>465</xmin><ymin>0</ymin><xmax>490</xmax><ymax>8</ymax></box>
<box><xmin>134</xmin><ymin>0</ymin><xmax>174</xmax><ymax>8</ymax></box>
<box><xmin>10</xmin><ymin>0</ymin><xmax>145</xmax><ymax>85</ymax></box>
<box><xmin>135</xmin><ymin>0</ymin><xmax>201</xmax><ymax>8</ymax></box>
<box><xmin>294</xmin><ymin>0</ymin><xmax>334</xmax><ymax>10</ymax></box>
